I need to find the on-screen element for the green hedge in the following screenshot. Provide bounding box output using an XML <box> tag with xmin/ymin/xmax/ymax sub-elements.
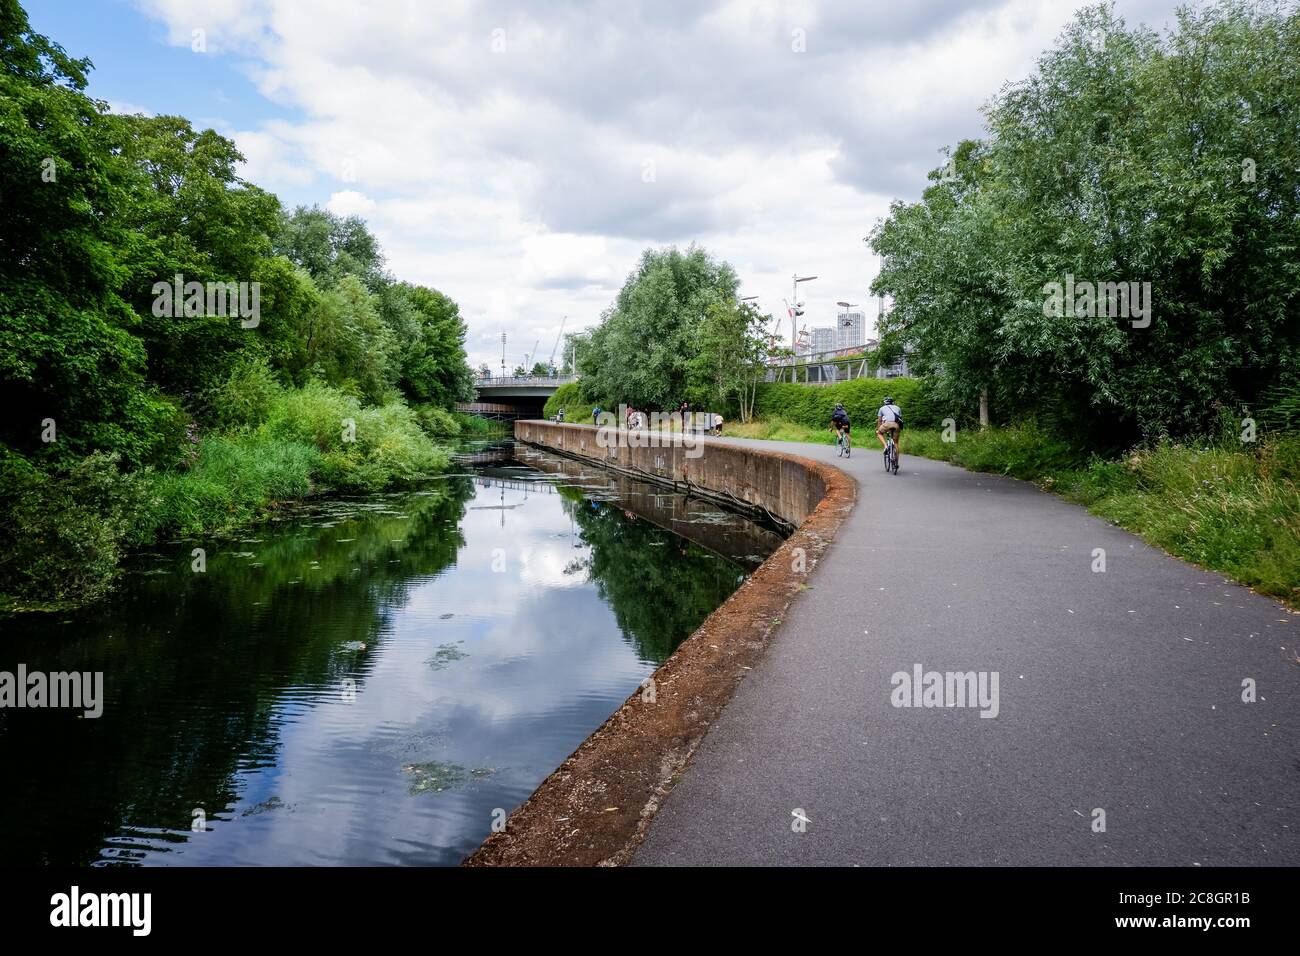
<box><xmin>544</xmin><ymin>377</ymin><xmax>944</xmax><ymax>429</ymax></box>
<box><xmin>753</xmin><ymin>376</ymin><xmax>942</xmax><ymax>430</ymax></box>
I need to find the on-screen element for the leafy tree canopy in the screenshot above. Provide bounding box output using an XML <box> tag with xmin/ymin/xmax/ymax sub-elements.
<box><xmin>1</xmin><ymin>0</ymin><xmax>475</xmax><ymax>467</ymax></box>
<box><xmin>870</xmin><ymin>1</ymin><xmax>1300</xmax><ymax>444</ymax></box>
<box><xmin>579</xmin><ymin>245</ymin><xmax>741</xmax><ymax>409</ymax></box>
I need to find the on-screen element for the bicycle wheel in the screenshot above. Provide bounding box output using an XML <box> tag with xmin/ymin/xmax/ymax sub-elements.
<box><xmin>891</xmin><ymin>445</ymin><xmax>900</xmax><ymax>475</ymax></box>
<box><xmin>884</xmin><ymin>441</ymin><xmax>892</xmax><ymax>472</ymax></box>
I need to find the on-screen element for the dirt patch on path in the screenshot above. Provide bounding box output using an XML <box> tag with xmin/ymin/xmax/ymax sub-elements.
<box><xmin>463</xmin><ymin>439</ymin><xmax>854</xmax><ymax>866</ymax></box>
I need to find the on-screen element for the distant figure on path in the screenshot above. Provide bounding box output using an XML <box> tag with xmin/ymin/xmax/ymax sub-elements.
<box><xmin>592</xmin><ymin>406</ymin><xmax>602</xmax><ymax>426</ymax></box>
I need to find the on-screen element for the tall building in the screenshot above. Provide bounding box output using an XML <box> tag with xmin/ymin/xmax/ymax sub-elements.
<box><xmin>810</xmin><ymin>327</ymin><xmax>836</xmax><ymax>354</ymax></box>
<box><xmin>837</xmin><ymin>310</ymin><xmax>865</xmax><ymax>350</ymax></box>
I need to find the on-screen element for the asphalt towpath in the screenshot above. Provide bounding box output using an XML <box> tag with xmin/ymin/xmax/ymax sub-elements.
<box><xmin>634</xmin><ymin>435</ymin><xmax>1298</xmax><ymax>865</ymax></box>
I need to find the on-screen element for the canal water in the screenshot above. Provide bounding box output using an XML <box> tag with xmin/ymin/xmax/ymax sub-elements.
<box><xmin>0</xmin><ymin>442</ymin><xmax>783</xmax><ymax>866</ymax></box>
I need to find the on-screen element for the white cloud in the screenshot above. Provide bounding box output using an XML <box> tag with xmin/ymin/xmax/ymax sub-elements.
<box><xmin>134</xmin><ymin>0</ymin><xmax>1192</xmax><ymax>365</ymax></box>
<box><xmin>325</xmin><ymin>189</ymin><xmax>378</xmax><ymax>217</ymax></box>
<box><xmin>103</xmin><ymin>99</ymin><xmax>155</xmax><ymax>116</ymax></box>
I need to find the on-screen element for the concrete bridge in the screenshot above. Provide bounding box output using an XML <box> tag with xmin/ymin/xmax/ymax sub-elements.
<box><xmin>457</xmin><ymin>374</ymin><xmax>577</xmax><ymax>420</ymax></box>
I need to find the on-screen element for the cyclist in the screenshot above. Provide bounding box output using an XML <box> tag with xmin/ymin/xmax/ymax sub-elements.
<box><xmin>876</xmin><ymin>396</ymin><xmax>903</xmax><ymax>461</ymax></box>
<box><xmin>830</xmin><ymin>402</ymin><xmax>851</xmax><ymax>456</ymax></box>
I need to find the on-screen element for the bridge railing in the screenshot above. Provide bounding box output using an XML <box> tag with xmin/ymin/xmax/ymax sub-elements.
<box><xmin>764</xmin><ymin>354</ymin><xmax>909</xmax><ymax>384</ymax></box>
<box><xmin>477</xmin><ymin>375</ymin><xmax>577</xmax><ymax>388</ymax></box>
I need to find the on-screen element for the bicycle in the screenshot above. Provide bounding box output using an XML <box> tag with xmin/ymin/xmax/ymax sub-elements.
<box><xmin>883</xmin><ymin>433</ymin><xmax>899</xmax><ymax>475</ymax></box>
<box><xmin>834</xmin><ymin>425</ymin><xmax>851</xmax><ymax>458</ymax></box>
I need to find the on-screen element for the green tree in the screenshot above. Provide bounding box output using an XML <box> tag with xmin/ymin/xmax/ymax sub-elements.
<box><xmin>317</xmin><ymin>275</ymin><xmax>400</xmax><ymax>404</ymax></box>
<box><xmin>579</xmin><ymin>245</ymin><xmax>739</xmax><ymax>409</ymax></box>
<box><xmin>382</xmin><ymin>282</ymin><xmax>475</xmax><ymax>405</ymax></box>
<box><xmin>871</xmin><ymin>139</ymin><xmax>1011</xmax><ymax>428</ymax></box>
<box><xmin>112</xmin><ymin>113</ymin><xmax>281</xmax><ymax>396</ymax></box>
<box><xmin>871</xmin><ymin>1</ymin><xmax>1300</xmax><ymax>444</ymax></box>
<box><xmin>687</xmin><ymin>299</ymin><xmax>771</xmax><ymax>420</ymax></box>
<box><xmin>274</xmin><ymin>209</ymin><xmax>473</xmax><ymax>406</ymax></box>
<box><xmin>273</xmin><ymin>205</ymin><xmax>386</xmax><ymax>291</ymax></box>
<box><xmin>0</xmin><ymin>0</ymin><xmax>173</xmax><ymax>465</ymax></box>
<box><xmin>245</xmin><ymin>255</ymin><xmax>325</xmax><ymax>385</ymax></box>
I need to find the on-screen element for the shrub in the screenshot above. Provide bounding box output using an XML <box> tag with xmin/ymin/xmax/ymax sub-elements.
<box><xmin>451</xmin><ymin>412</ymin><xmax>508</xmax><ymax>438</ymax></box>
<box><xmin>0</xmin><ymin>450</ymin><xmax>146</xmax><ymax>611</ymax></box>
<box><xmin>543</xmin><ymin>381</ymin><xmax>590</xmax><ymax>421</ymax></box>
<box><xmin>326</xmin><ymin>401</ymin><xmax>448</xmax><ymax>490</ymax></box>
<box><xmin>200</xmin><ymin>355</ymin><xmax>286</xmax><ymax>431</ymax></box>
<box><xmin>136</xmin><ymin>382</ymin><xmax>456</xmax><ymax>545</ymax></box>
<box><xmin>258</xmin><ymin>380</ymin><xmax>361</xmax><ymax>449</ymax></box>
<box><xmin>1259</xmin><ymin>383</ymin><xmax>1300</xmax><ymax>434</ymax></box>
<box><xmin>414</xmin><ymin>404</ymin><xmax>460</xmax><ymax>439</ymax></box>
<box><xmin>258</xmin><ymin>381</ymin><xmax>449</xmax><ymax>491</ymax></box>
<box><xmin>135</xmin><ymin>434</ymin><xmax>320</xmax><ymax>540</ymax></box>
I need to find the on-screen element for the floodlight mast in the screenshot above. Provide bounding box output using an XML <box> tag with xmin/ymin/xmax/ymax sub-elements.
<box><xmin>791</xmin><ymin>274</ymin><xmax>817</xmax><ymax>350</ymax></box>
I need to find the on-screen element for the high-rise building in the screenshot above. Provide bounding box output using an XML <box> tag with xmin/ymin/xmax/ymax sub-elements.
<box><xmin>810</xmin><ymin>327</ymin><xmax>836</xmax><ymax>354</ymax></box>
<box><xmin>837</xmin><ymin>310</ymin><xmax>865</xmax><ymax>350</ymax></box>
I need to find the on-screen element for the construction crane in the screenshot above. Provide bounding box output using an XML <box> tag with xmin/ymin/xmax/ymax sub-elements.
<box><xmin>548</xmin><ymin>316</ymin><xmax>567</xmax><ymax>369</ymax></box>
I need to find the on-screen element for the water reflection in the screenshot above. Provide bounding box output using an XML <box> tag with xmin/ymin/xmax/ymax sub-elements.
<box><xmin>0</xmin><ymin>443</ymin><xmax>780</xmax><ymax>866</ymax></box>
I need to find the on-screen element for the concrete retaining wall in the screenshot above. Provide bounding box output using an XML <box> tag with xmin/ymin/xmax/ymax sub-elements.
<box><xmin>513</xmin><ymin>420</ymin><xmax>827</xmax><ymax>528</ymax></box>
<box><xmin>465</xmin><ymin>421</ymin><xmax>855</xmax><ymax>866</ymax></box>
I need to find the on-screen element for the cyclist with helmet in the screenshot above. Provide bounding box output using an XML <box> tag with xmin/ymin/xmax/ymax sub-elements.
<box><xmin>830</xmin><ymin>402</ymin><xmax>851</xmax><ymax>456</ymax></box>
<box><xmin>876</xmin><ymin>395</ymin><xmax>903</xmax><ymax>458</ymax></box>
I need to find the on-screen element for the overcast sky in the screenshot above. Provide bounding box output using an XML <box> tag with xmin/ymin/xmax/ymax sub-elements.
<box><xmin>33</xmin><ymin>0</ymin><xmax>1185</xmax><ymax>369</ymax></box>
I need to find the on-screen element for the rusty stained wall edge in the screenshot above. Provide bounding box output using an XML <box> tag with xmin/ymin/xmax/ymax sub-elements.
<box><xmin>462</xmin><ymin>421</ymin><xmax>857</xmax><ymax>867</ymax></box>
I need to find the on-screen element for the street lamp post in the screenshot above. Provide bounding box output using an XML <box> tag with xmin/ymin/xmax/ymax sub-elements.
<box><xmin>791</xmin><ymin>274</ymin><xmax>817</xmax><ymax>352</ymax></box>
<box><xmin>836</xmin><ymin>301</ymin><xmax>859</xmax><ymax>354</ymax></box>
<box><xmin>500</xmin><ymin>332</ymin><xmax>507</xmax><ymax>380</ymax></box>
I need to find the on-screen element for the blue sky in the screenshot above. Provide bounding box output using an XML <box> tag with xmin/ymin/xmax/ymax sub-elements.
<box><xmin>31</xmin><ymin>2</ymin><xmax>256</xmax><ymax>120</ymax></box>
<box><xmin>28</xmin><ymin>0</ymin><xmax>313</xmax><ymax>209</ymax></box>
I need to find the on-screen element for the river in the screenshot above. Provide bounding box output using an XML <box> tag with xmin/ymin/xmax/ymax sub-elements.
<box><xmin>0</xmin><ymin>441</ymin><xmax>783</xmax><ymax>866</ymax></box>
